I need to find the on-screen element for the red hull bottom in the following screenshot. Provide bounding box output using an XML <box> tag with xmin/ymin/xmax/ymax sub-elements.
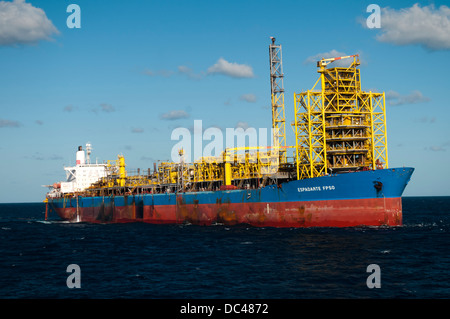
<box><xmin>54</xmin><ymin>197</ymin><xmax>402</xmax><ymax>227</ymax></box>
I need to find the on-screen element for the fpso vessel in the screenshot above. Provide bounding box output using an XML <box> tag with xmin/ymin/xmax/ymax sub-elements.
<box><xmin>44</xmin><ymin>39</ymin><xmax>414</xmax><ymax>227</ymax></box>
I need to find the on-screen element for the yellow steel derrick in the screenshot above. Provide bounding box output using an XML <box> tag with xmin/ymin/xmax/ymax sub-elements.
<box><xmin>294</xmin><ymin>55</ymin><xmax>388</xmax><ymax>179</ymax></box>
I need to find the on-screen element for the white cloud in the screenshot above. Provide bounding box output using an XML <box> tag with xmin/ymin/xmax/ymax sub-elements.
<box><xmin>429</xmin><ymin>145</ymin><xmax>446</xmax><ymax>152</ymax></box>
<box><xmin>207</xmin><ymin>58</ymin><xmax>254</xmax><ymax>78</ymax></box>
<box><xmin>376</xmin><ymin>4</ymin><xmax>450</xmax><ymax>50</ymax></box>
<box><xmin>160</xmin><ymin>110</ymin><xmax>190</xmax><ymax>120</ymax></box>
<box><xmin>144</xmin><ymin>59</ymin><xmax>254</xmax><ymax>80</ymax></box>
<box><xmin>25</xmin><ymin>152</ymin><xmax>63</xmax><ymax>160</ymax></box>
<box><xmin>0</xmin><ymin>118</ymin><xmax>21</xmax><ymax>127</ymax></box>
<box><xmin>385</xmin><ymin>90</ymin><xmax>430</xmax><ymax>106</ymax></box>
<box><xmin>240</xmin><ymin>93</ymin><xmax>257</xmax><ymax>103</ymax></box>
<box><xmin>0</xmin><ymin>0</ymin><xmax>59</xmax><ymax>46</ymax></box>
<box><xmin>143</xmin><ymin>66</ymin><xmax>203</xmax><ymax>79</ymax></box>
<box><xmin>235</xmin><ymin>121</ymin><xmax>250</xmax><ymax>130</ymax></box>
<box><xmin>178</xmin><ymin>65</ymin><xmax>203</xmax><ymax>80</ymax></box>
<box><xmin>131</xmin><ymin>127</ymin><xmax>144</xmax><ymax>133</ymax></box>
<box><xmin>63</xmin><ymin>105</ymin><xmax>75</xmax><ymax>112</ymax></box>
<box><xmin>143</xmin><ymin>68</ymin><xmax>174</xmax><ymax>77</ymax></box>
<box><xmin>100</xmin><ymin>103</ymin><xmax>115</xmax><ymax>113</ymax></box>
<box><xmin>416</xmin><ymin>116</ymin><xmax>436</xmax><ymax>124</ymax></box>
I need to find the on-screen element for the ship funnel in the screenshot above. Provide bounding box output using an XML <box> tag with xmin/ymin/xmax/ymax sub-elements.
<box><xmin>76</xmin><ymin>146</ymin><xmax>85</xmax><ymax>166</ymax></box>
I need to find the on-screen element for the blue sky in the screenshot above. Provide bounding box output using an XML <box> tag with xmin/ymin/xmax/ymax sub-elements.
<box><xmin>1</xmin><ymin>0</ymin><xmax>449</xmax><ymax>202</ymax></box>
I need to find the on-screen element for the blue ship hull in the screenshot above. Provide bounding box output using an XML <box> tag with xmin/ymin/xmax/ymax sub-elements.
<box><xmin>48</xmin><ymin>167</ymin><xmax>414</xmax><ymax>227</ymax></box>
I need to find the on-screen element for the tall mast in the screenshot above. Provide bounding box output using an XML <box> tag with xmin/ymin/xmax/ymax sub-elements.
<box><xmin>269</xmin><ymin>37</ymin><xmax>287</xmax><ymax>163</ymax></box>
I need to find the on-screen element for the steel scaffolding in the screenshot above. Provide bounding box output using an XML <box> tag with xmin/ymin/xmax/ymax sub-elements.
<box><xmin>294</xmin><ymin>55</ymin><xmax>388</xmax><ymax>179</ymax></box>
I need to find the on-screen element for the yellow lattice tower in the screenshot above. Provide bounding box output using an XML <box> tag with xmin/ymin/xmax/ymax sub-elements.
<box><xmin>294</xmin><ymin>55</ymin><xmax>388</xmax><ymax>180</ymax></box>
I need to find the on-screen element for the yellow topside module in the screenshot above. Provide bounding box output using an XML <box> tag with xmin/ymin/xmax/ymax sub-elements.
<box><xmin>294</xmin><ymin>55</ymin><xmax>388</xmax><ymax>179</ymax></box>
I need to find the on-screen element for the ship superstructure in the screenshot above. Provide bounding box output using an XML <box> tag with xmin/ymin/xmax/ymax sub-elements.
<box><xmin>47</xmin><ymin>144</ymin><xmax>110</xmax><ymax>197</ymax></box>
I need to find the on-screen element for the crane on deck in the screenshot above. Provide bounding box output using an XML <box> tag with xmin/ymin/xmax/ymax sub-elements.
<box><xmin>317</xmin><ymin>54</ymin><xmax>359</xmax><ymax>70</ymax></box>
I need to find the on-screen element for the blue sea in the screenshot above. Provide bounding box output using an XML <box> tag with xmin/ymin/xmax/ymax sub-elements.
<box><xmin>0</xmin><ymin>197</ymin><xmax>449</xmax><ymax>300</ymax></box>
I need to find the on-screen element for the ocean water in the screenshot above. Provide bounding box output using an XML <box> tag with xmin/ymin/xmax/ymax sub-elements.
<box><xmin>0</xmin><ymin>197</ymin><xmax>449</xmax><ymax>299</ymax></box>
